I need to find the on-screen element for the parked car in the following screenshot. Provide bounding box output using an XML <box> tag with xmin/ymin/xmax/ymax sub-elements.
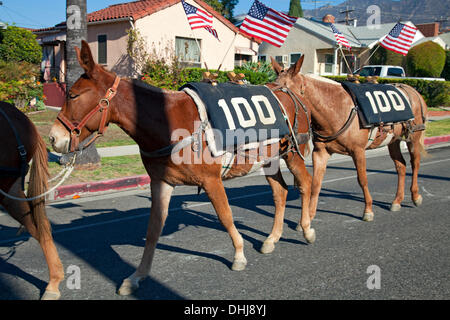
<box><xmin>354</xmin><ymin>65</ymin><xmax>406</xmax><ymax>78</ymax></box>
<box><xmin>354</xmin><ymin>65</ymin><xmax>445</xmax><ymax>81</ymax></box>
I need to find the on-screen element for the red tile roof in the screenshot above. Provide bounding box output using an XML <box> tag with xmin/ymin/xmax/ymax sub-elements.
<box><xmin>34</xmin><ymin>0</ymin><xmax>260</xmax><ymax>43</ymax></box>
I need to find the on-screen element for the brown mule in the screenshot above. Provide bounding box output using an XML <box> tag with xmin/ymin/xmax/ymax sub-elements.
<box><xmin>49</xmin><ymin>41</ymin><xmax>314</xmax><ymax>296</ymax></box>
<box><xmin>0</xmin><ymin>102</ymin><xmax>64</xmax><ymax>300</ymax></box>
<box><xmin>271</xmin><ymin>55</ymin><xmax>427</xmax><ymax>225</ymax></box>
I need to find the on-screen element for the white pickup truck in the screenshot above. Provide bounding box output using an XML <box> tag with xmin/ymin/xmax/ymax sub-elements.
<box><xmin>354</xmin><ymin>65</ymin><xmax>445</xmax><ymax>81</ymax></box>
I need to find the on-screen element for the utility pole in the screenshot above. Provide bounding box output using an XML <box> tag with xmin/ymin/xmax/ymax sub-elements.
<box><xmin>338</xmin><ymin>6</ymin><xmax>355</xmax><ymax>25</ymax></box>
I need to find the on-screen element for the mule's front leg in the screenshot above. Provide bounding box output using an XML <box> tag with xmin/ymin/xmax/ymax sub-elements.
<box><xmin>351</xmin><ymin>149</ymin><xmax>374</xmax><ymax>221</ymax></box>
<box><xmin>203</xmin><ymin>179</ymin><xmax>247</xmax><ymax>271</ymax></box>
<box><xmin>118</xmin><ymin>179</ymin><xmax>174</xmax><ymax>296</ymax></box>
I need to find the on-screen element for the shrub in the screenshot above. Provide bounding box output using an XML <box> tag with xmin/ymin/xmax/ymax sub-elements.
<box><xmin>235</xmin><ymin>61</ymin><xmax>277</xmax><ymax>83</ymax></box>
<box><xmin>406</xmin><ymin>41</ymin><xmax>446</xmax><ymax>78</ymax></box>
<box><xmin>0</xmin><ymin>25</ymin><xmax>42</xmax><ymax>64</ymax></box>
<box><xmin>441</xmin><ymin>50</ymin><xmax>450</xmax><ymax>81</ymax></box>
<box><xmin>0</xmin><ymin>60</ymin><xmax>43</xmax><ymax>112</ymax></box>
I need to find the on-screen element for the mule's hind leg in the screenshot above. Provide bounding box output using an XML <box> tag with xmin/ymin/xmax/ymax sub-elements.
<box><xmin>203</xmin><ymin>179</ymin><xmax>247</xmax><ymax>271</ymax></box>
<box><xmin>1</xmin><ymin>179</ymin><xmax>64</xmax><ymax>300</ymax></box>
<box><xmin>388</xmin><ymin>140</ymin><xmax>406</xmax><ymax>211</ymax></box>
<box><xmin>118</xmin><ymin>179</ymin><xmax>174</xmax><ymax>296</ymax></box>
<box><xmin>260</xmin><ymin>167</ymin><xmax>288</xmax><ymax>254</ymax></box>
<box><xmin>407</xmin><ymin>132</ymin><xmax>424</xmax><ymax>206</ymax></box>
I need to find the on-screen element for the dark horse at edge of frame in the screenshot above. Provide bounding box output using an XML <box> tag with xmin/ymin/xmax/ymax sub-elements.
<box><xmin>49</xmin><ymin>41</ymin><xmax>314</xmax><ymax>296</ymax></box>
<box><xmin>0</xmin><ymin>101</ymin><xmax>64</xmax><ymax>300</ymax></box>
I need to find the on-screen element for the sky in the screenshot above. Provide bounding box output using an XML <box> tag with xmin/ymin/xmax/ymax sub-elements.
<box><xmin>0</xmin><ymin>0</ymin><xmax>345</xmax><ymax>29</ymax></box>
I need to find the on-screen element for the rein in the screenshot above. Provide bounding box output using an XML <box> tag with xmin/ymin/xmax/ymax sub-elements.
<box><xmin>57</xmin><ymin>76</ymin><xmax>121</xmax><ymax>152</ymax></box>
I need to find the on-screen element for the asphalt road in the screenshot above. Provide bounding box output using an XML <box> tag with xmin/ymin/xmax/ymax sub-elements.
<box><xmin>0</xmin><ymin>144</ymin><xmax>449</xmax><ymax>301</ymax></box>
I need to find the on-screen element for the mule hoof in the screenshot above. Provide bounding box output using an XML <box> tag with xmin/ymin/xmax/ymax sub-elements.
<box><xmin>41</xmin><ymin>290</ymin><xmax>61</xmax><ymax>300</ymax></box>
<box><xmin>413</xmin><ymin>195</ymin><xmax>423</xmax><ymax>207</ymax></box>
<box><xmin>260</xmin><ymin>241</ymin><xmax>275</xmax><ymax>254</ymax></box>
<box><xmin>295</xmin><ymin>224</ymin><xmax>303</xmax><ymax>232</ymax></box>
<box><xmin>390</xmin><ymin>203</ymin><xmax>401</xmax><ymax>212</ymax></box>
<box><xmin>117</xmin><ymin>279</ymin><xmax>139</xmax><ymax>296</ymax></box>
<box><xmin>231</xmin><ymin>259</ymin><xmax>247</xmax><ymax>271</ymax></box>
<box><xmin>304</xmin><ymin>228</ymin><xmax>316</xmax><ymax>244</ymax></box>
<box><xmin>363</xmin><ymin>212</ymin><xmax>374</xmax><ymax>222</ymax></box>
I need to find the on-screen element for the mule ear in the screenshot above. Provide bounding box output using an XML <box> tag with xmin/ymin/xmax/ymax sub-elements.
<box><xmin>270</xmin><ymin>56</ymin><xmax>283</xmax><ymax>75</ymax></box>
<box><xmin>76</xmin><ymin>40</ymin><xmax>96</xmax><ymax>75</ymax></box>
<box><xmin>289</xmin><ymin>55</ymin><xmax>304</xmax><ymax>77</ymax></box>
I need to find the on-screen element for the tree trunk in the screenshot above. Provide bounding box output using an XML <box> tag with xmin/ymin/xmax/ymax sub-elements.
<box><xmin>65</xmin><ymin>0</ymin><xmax>100</xmax><ymax>166</ymax></box>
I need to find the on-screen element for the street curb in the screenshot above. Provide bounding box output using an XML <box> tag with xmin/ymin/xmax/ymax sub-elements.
<box><xmin>48</xmin><ymin>135</ymin><xmax>450</xmax><ymax>202</ymax></box>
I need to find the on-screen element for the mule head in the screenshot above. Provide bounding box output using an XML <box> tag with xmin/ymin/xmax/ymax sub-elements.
<box><xmin>49</xmin><ymin>40</ymin><xmax>119</xmax><ymax>154</ymax></box>
<box><xmin>271</xmin><ymin>55</ymin><xmax>306</xmax><ymax>95</ymax></box>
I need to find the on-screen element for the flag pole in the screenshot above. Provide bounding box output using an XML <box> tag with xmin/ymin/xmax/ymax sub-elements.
<box><xmin>361</xmin><ymin>42</ymin><xmax>381</xmax><ymax>67</ymax></box>
<box><xmin>217</xmin><ymin>31</ymin><xmax>239</xmax><ymax>73</ymax></box>
<box><xmin>339</xmin><ymin>45</ymin><xmax>353</xmax><ymax>74</ymax></box>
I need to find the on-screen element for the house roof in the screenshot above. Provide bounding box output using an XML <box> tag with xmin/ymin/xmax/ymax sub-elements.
<box><xmin>34</xmin><ymin>0</ymin><xmax>258</xmax><ymax>42</ymax></box>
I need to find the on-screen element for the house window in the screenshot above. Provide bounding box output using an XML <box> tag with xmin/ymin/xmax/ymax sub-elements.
<box><xmin>325</xmin><ymin>54</ymin><xmax>334</xmax><ymax>74</ymax></box>
<box><xmin>290</xmin><ymin>53</ymin><xmax>302</xmax><ymax>67</ymax></box>
<box><xmin>176</xmin><ymin>37</ymin><xmax>201</xmax><ymax>68</ymax></box>
<box><xmin>98</xmin><ymin>35</ymin><xmax>107</xmax><ymax>65</ymax></box>
<box><xmin>258</xmin><ymin>55</ymin><xmax>267</xmax><ymax>62</ymax></box>
<box><xmin>235</xmin><ymin>54</ymin><xmax>252</xmax><ymax>67</ymax></box>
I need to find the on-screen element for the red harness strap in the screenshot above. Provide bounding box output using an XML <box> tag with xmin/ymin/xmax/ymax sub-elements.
<box><xmin>57</xmin><ymin>76</ymin><xmax>121</xmax><ymax>152</ymax></box>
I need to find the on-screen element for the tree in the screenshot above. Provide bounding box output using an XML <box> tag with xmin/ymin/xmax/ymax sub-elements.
<box><xmin>203</xmin><ymin>0</ymin><xmax>237</xmax><ymax>22</ymax></box>
<box><xmin>61</xmin><ymin>0</ymin><xmax>100</xmax><ymax>166</ymax></box>
<box><xmin>289</xmin><ymin>0</ymin><xmax>304</xmax><ymax>18</ymax></box>
<box><xmin>0</xmin><ymin>25</ymin><xmax>42</xmax><ymax>64</ymax></box>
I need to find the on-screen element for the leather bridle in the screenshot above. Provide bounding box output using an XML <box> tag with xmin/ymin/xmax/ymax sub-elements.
<box><xmin>57</xmin><ymin>76</ymin><xmax>121</xmax><ymax>152</ymax></box>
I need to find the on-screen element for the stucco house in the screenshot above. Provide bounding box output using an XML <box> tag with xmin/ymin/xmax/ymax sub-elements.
<box><xmin>33</xmin><ymin>0</ymin><xmax>261</xmax><ymax>83</ymax></box>
<box><xmin>255</xmin><ymin>15</ymin><xmax>426</xmax><ymax>76</ymax></box>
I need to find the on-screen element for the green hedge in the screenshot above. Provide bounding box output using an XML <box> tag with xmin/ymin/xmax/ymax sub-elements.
<box><xmin>324</xmin><ymin>76</ymin><xmax>450</xmax><ymax>108</ymax></box>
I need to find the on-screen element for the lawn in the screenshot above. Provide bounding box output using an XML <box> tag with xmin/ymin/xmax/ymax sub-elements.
<box><xmin>425</xmin><ymin>118</ymin><xmax>450</xmax><ymax>137</ymax></box>
<box><xmin>28</xmin><ymin>109</ymin><xmax>136</xmax><ymax>149</ymax></box>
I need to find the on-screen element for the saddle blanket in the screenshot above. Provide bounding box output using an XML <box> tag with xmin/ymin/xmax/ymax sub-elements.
<box><xmin>180</xmin><ymin>82</ymin><xmax>290</xmax><ymax>156</ymax></box>
<box><xmin>342</xmin><ymin>81</ymin><xmax>414</xmax><ymax>127</ymax></box>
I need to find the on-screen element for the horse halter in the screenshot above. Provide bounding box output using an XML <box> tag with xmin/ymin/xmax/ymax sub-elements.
<box><xmin>57</xmin><ymin>76</ymin><xmax>121</xmax><ymax>153</ymax></box>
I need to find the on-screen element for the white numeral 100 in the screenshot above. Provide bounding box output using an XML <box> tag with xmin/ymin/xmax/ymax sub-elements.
<box><xmin>365</xmin><ymin>90</ymin><xmax>406</xmax><ymax>114</ymax></box>
<box><xmin>217</xmin><ymin>95</ymin><xmax>277</xmax><ymax>130</ymax></box>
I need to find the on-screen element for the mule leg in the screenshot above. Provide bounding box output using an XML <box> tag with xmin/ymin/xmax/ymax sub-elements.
<box><xmin>284</xmin><ymin>153</ymin><xmax>315</xmax><ymax>244</ymax></box>
<box><xmin>118</xmin><ymin>179</ymin><xmax>174</xmax><ymax>296</ymax></box>
<box><xmin>407</xmin><ymin>133</ymin><xmax>423</xmax><ymax>206</ymax></box>
<box><xmin>1</xmin><ymin>179</ymin><xmax>64</xmax><ymax>300</ymax></box>
<box><xmin>203</xmin><ymin>179</ymin><xmax>247</xmax><ymax>271</ymax></box>
<box><xmin>309</xmin><ymin>146</ymin><xmax>330</xmax><ymax>223</ymax></box>
<box><xmin>260</xmin><ymin>168</ymin><xmax>288</xmax><ymax>254</ymax></box>
<box><xmin>351</xmin><ymin>148</ymin><xmax>374</xmax><ymax>221</ymax></box>
<box><xmin>388</xmin><ymin>140</ymin><xmax>406</xmax><ymax>211</ymax></box>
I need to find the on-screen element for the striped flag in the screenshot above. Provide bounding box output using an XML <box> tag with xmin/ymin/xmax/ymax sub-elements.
<box><xmin>239</xmin><ymin>0</ymin><xmax>297</xmax><ymax>48</ymax></box>
<box><xmin>380</xmin><ymin>23</ymin><xmax>417</xmax><ymax>56</ymax></box>
<box><xmin>330</xmin><ymin>23</ymin><xmax>351</xmax><ymax>50</ymax></box>
<box><xmin>182</xmin><ymin>0</ymin><xmax>219</xmax><ymax>40</ymax></box>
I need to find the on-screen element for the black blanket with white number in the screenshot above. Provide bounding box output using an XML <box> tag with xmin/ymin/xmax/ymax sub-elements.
<box><xmin>342</xmin><ymin>81</ymin><xmax>414</xmax><ymax>127</ymax></box>
<box><xmin>179</xmin><ymin>82</ymin><xmax>290</xmax><ymax>149</ymax></box>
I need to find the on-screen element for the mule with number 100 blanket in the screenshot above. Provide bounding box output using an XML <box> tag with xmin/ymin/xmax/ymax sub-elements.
<box><xmin>0</xmin><ymin>101</ymin><xmax>64</xmax><ymax>300</ymax></box>
<box><xmin>49</xmin><ymin>41</ymin><xmax>314</xmax><ymax>296</ymax></box>
<box><xmin>271</xmin><ymin>56</ymin><xmax>428</xmax><ymax>226</ymax></box>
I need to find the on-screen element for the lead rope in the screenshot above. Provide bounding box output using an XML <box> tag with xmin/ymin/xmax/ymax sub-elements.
<box><xmin>0</xmin><ymin>153</ymin><xmax>77</xmax><ymax>202</ymax></box>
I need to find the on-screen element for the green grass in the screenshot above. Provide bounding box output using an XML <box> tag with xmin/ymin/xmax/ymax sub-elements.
<box><xmin>426</xmin><ymin>118</ymin><xmax>450</xmax><ymax>137</ymax></box>
<box><xmin>49</xmin><ymin>155</ymin><xmax>146</xmax><ymax>185</ymax></box>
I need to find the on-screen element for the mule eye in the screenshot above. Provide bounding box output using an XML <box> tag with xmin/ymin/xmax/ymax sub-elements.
<box><xmin>69</xmin><ymin>93</ymin><xmax>80</xmax><ymax>100</ymax></box>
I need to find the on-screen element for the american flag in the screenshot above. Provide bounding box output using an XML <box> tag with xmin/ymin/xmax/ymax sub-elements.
<box><xmin>380</xmin><ymin>23</ymin><xmax>417</xmax><ymax>56</ymax></box>
<box><xmin>330</xmin><ymin>23</ymin><xmax>351</xmax><ymax>50</ymax></box>
<box><xmin>182</xmin><ymin>0</ymin><xmax>219</xmax><ymax>40</ymax></box>
<box><xmin>239</xmin><ymin>0</ymin><xmax>297</xmax><ymax>48</ymax></box>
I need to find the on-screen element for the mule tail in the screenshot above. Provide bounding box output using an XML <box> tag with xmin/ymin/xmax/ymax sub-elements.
<box><xmin>27</xmin><ymin>133</ymin><xmax>52</xmax><ymax>240</ymax></box>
